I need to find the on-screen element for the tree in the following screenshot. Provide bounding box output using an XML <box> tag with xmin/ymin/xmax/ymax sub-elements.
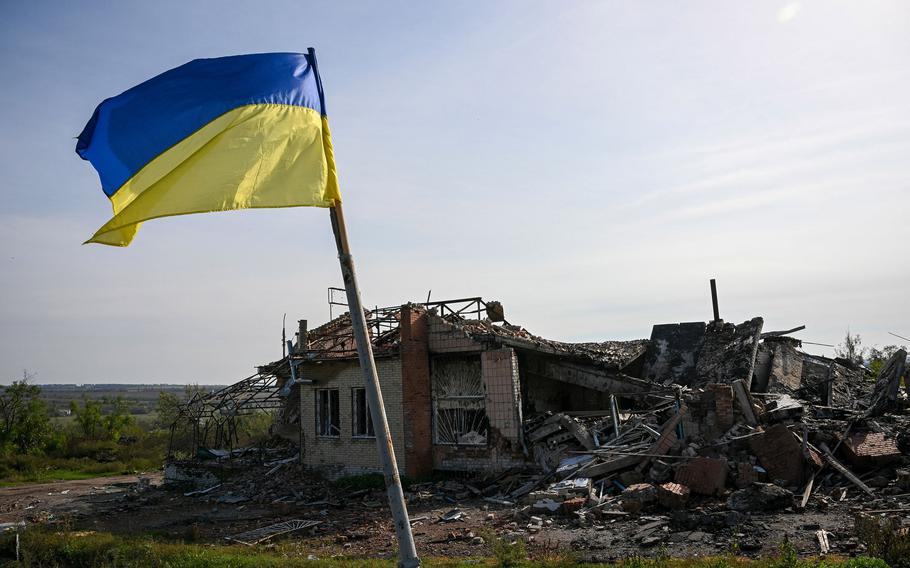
<box><xmin>155</xmin><ymin>391</ymin><xmax>182</xmax><ymax>430</ymax></box>
<box><xmin>71</xmin><ymin>398</ymin><xmax>103</xmax><ymax>440</ymax></box>
<box><xmin>0</xmin><ymin>370</ymin><xmax>51</xmax><ymax>455</ymax></box>
<box><xmin>835</xmin><ymin>328</ymin><xmax>866</xmax><ymax>366</ymax></box>
<box><xmin>102</xmin><ymin>396</ymin><xmax>135</xmax><ymax>440</ymax></box>
<box><xmin>867</xmin><ymin>344</ymin><xmax>909</xmax><ymax>380</ymax></box>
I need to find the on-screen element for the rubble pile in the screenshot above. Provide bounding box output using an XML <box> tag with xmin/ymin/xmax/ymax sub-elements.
<box><xmin>162</xmin><ymin>306</ymin><xmax>910</xmax><ymax>557</ymax></box>
<box><xmin>495</xmin><ymin>317</ymin><xmax>910</xmax><ymax>553</ymax></box>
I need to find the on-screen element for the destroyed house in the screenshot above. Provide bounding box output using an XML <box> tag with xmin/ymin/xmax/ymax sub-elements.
<box><xmin>169</xmin><ymin>286</ymin><xmax>910</xmax><ymax>532</ymax></box>
<box><xmin>166</xmin><ymin>286</ymin><xmax>910</xmax><ymax>537</ymax></box>
<box><xmin>262</xmin><ymin>298</ymin><xmax>657</xmax><ymax>478</ymax></box>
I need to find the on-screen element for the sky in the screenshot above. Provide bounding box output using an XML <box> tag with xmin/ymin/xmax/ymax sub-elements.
<box><xmin>1</xmin><ymin>1</ymin><xmax>908</xmax><ymax>384</ymax></box>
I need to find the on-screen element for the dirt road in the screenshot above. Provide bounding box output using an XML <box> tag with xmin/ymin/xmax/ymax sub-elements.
<box><xmin>0</xmin><ymin>472</ymin><xmax>162</xmax><ymax>523</ymax></box>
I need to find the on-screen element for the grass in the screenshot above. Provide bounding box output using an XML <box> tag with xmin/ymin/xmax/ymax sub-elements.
<box><xmin>0</xmin><ymin>448</ymin><xmax>162</xmax><ymax>486</ymax></box>
<box><xmin>0</xmin><ymin>465</ymin><xmax>144</xmax><ymax>487</ymax></box>
<box><xmin>0</xmin><ymin>530</ymin><xmax>893</xmax><ymax>568</ymax></box>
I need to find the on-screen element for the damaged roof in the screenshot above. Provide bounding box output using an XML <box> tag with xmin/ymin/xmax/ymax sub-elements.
<box><xmin>448</xmin><ymin>315</ymin><xmax>649</xmax><ymax>371</ymax></box>
<box><xmin>274</xmin><ymin>298</ymin><xmax>648</xmax><ymax>371</ymax></box>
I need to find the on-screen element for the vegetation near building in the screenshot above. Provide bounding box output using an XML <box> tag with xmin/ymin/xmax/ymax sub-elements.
<box><xmin>0</xmin><ymin>373</ymin><xmax>51</xmax><ymax>455</ymax></box>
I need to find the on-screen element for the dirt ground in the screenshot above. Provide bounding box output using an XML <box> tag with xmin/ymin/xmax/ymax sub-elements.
<box><xmin>0</xmin><ymin>472</ymin><xmax>872</xmax><ymax>561</ymax></box>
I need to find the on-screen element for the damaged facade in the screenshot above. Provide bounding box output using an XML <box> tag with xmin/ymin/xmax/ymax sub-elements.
<box><xmin>252</xmin><ymin>295</ymin><xmax>910</xmax><ymax>499</ymax></box>
<box><xmin>263</xmin><ymin>298</ymin><xmax>653</xmax><ymax>478</ymax></box>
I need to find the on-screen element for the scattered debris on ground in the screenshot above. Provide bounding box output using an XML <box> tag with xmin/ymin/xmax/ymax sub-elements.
<box><xmin>4</xmin><ymin>287</ymin><xmax>910</xmax><ymax>561</ymax></box>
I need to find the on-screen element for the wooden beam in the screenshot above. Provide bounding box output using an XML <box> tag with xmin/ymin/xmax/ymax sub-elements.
<box><xmin>731</xmin><ymin>379</ymin><xmax>757</xmax><ymax>426</ymax></box>
<box><xmin>819</xmin><ymin>443</ymin><xmax>874</xmax><ymax>497</ymax></box>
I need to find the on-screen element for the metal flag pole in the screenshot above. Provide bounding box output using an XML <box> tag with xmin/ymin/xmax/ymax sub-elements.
<box><xmin>329</xmin><ymin>201</ymin><xmax>420</xmax><ymax>568</ymax></box>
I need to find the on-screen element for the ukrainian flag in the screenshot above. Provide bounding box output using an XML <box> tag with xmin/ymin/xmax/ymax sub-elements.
<box><xmin>76</xmin><ymin>52</ymin><xmax>340</xmax><ymax>246</ymax></box>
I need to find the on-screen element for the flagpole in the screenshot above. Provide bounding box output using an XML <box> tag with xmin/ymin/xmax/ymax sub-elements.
<box><xmin>329</xmin><ymin>201</ymin><xmax>420</xmax><ymax>568</ymax></box>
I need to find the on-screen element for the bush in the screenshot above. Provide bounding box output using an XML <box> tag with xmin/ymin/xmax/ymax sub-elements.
<box><xmin>64</xmin><ymin>439</ymin><xmax>120</xmax><ymax>462</ymax></box>
<box><xmin>855</xmin><ymin>513</ymin><xmax>910</xmax><ymax>568</ymax></box>
<box><xmin>840</xmin><ymin>558</ymin><xmax>892</xmax><ymax>568</ymax></box>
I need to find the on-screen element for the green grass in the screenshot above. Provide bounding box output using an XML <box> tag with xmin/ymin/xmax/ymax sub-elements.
<box><xmin>0</xmin><ymin>530</ymin><xmax>893</xmax><ymax>568</ymax></box>
<box><xmin>0</xmin><ymin>466</ymin><xmax>137</xmax><ymax>487</ymax></box>
<box><xmin>0</xmin><ymin>453</ymin><xmax>161</xmax><ymax>486</ymax></box>
<box><xmin>0</xmin><ymin>426</ymin><xmax>168</xmax><ymax>486</ymax></box>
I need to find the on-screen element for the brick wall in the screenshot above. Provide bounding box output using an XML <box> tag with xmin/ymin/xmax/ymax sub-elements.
<box><xmin>434</xmin><ymin>347</ymin><xmax>527</xmax><ymax>472</ymax></box>
<box><xmin>682</xmin><ymin>385</ymin><xmax>732</xmax><ymax>441</ymax></box>
<box><xmin>427</xmin><ymin>314</ymin><xmax>483</xmax><ymax>353</ymax></box>
<box><xmin>298</xmin><ymin>358</ymin><xmax>406</xmax><ymax>479</ymax></box>
<box><xmin>482</xmin><ymin>348</ymin><xmax>522</xmax><ymax>441</ymax></box>
<box><xmin>400</xmin><ymin>305</ymin><xmax>433</xmax><ymax>477</ymax></box>
<box><xmin>708</xmin><ymin>383</ymin><xmax>734</xmax><ymax>431</ymax></box>
<box><xmin>433</xmin><ymin>446</ymin><xmax>528</xmax><ymax>472</ymax></box>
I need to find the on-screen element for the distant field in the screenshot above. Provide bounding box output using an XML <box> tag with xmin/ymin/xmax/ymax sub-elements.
<box><xmin>30</xmin><ymin>384</ymin><xmax>228</xmax><ymax>416</ymax></box>
<box><xmin>50</xmin><ymin>413</ymin><xmax>159</xmax><ymax>427</ymax></box>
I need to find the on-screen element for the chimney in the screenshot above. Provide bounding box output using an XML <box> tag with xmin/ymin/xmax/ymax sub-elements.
<box><xmin>296</xmin><ymin>319</ymin><xmax>308</xmax><ymax>353</ymax></box>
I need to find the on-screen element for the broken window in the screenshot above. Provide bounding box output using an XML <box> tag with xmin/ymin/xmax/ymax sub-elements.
<box><xmin>351</xmin><ymin>387</ymin><xmax>374</xmax><ymax>438</ymax></box>
<box><xmin>316</xmin><ymin>389</ymin><xmax>340</xmax><ymax>437</ymax></box>
<box><xmin>431</xmin><ymin>356</ymin><xmax>488</xmax><ymax>445</ymax></box>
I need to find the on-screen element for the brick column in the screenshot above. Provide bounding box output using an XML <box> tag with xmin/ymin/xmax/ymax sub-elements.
<box><xmin>400</xmin><ymin>305</ymin><xmax>433</xmax><ymax>477</ymax></box>
<box><xmin>481</xmin><ymin>347</ymin><xmax>523</xmax><ymax>469</ymax></box>
<box><xmin>708</xmin><ymin>383</ymin><xmax>734</xmax><ymax>431</ymax></box>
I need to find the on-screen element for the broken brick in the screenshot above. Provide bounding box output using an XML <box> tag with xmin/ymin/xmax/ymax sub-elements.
<box><xmin>841</xmin><ymin>431</ymin><xmax>902</xmax><ymax>467</ymax></box>
<box><xmin>734</xmin><ymin>461</ymin><xmax>765</xmax><ymax>489</ymax></box>
<box><xmin>620</xmin><ymin>483</ymin><xmax>657</xmax><ymax>513</ymax></box>
<box><xmin>657</xmin><ymin>482</ymin><xmax>691</xmax><ymax>510</ymax></box>
<box><xmin>749</xmin><ymin>423</ymin><xmax>813</xmax><ymax>486</ymax></box>
<box><xmin>675</xmin><ymin>456</ymin><xmax>728</xmax><ymax>496</ymax></box>
<box><xmin>560</xmin><ymin>497</ymin><xmax>586</xmax><ymax>515</ymax></box>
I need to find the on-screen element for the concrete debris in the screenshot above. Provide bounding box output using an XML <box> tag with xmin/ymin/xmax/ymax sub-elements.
<box><xmin>156</xmin><ymin>292</ymin><xmax>910</xmax><ymax>558</ymax></box>
<box><xmin>727</xmin><ymin>483</ymin><xmax>794</xmax><ymax>512</ymax></box>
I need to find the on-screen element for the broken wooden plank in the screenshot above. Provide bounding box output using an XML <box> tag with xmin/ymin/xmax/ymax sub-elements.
<box><xmin>800</xmin><ymin>472</ymin><xmax>816</xmax><ymax>509</ymax></box>
<box><xmin>575</xmin><ymin>454</ymin><xmax>640</xmax><ymax>479</ymax></box>
<box><xmin>731</xmin><ymin>379</ymin><xmax>757</xmax><ymax>426</ymax></box>
<box><xmin>816</xmin><ymin>530</ymin><xmax>830</xmax><ymax>555</ymax></box>
<box><xmin>819</xmin><ymin>443</ymin><xmax>874</xmax><ymax>497</ymax></box>
<box><xmin>638</xmin><ymin>403</ymin><xmax>688</xmax><ymax>469</ymax></box>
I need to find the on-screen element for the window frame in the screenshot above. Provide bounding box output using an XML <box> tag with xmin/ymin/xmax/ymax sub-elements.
<box><xmin>351</xmin><ymin>387</ymin><xmax>375</xmax><ymax>439</ymax></box>
<box><xmin>430</xmin><ymin>355</ymin><xmax>489</xmax><ymax>446</ymax></box>
<box><xmin>315</xmin><ymin>388</ymin><xmax>340</xmax><ymax>438</ymax></box>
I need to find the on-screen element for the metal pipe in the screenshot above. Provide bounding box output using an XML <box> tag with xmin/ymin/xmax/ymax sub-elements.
<box><xmin>285</xmin><ymin>340</ymin><xmax>297</xmax><ymax>387</ymax></box>
<box><xmin>710</xmin><ymin>278</ymin><xmax>720</xmax><ymax>322</ymax></box>
<box><xmin>610</xmin><ymin>394</ymin><xmax>621</xmax><ymax>439</ymax></box>
<box><xmin>329</xmin><ymin>202</ymin><xmax>420</xmax><ymax>568</ymax></box>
